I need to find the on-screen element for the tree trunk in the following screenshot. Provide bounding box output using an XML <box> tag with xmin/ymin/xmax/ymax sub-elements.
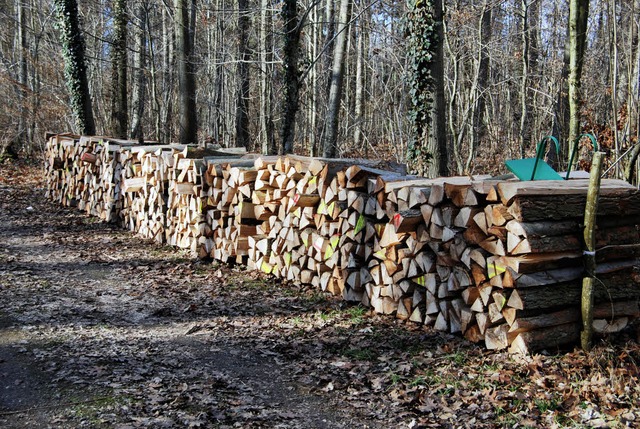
<box><xmin>307</xmin><ymin>3</ymin><xmax>319</xmax><ymax>156</ymax></box>
<box><xmin>130</xmin><ymin>0</ymin><xmax>147</xmax><ymax>142</ymax></box>
<box><xmin>12</xmin><ymin>0</ymin><xmax>29</xmax><ymax>155</ymax></box>
<box><xmin>430</xmin><ymin>0</ymin><xmax>448</xmax><ymax>177</ymax></box>
<box><xmin>260</xmin><ymin>0</ymin><xmax>276</xmax><ymax>154</ymax></box>
<box><xmin>110</xmin><ymin>0</ymin><xmax>128</xmax><ymax>139</ymax></box>
<box><xmin>353</xmin><ymin>5</ymin><xmax>369</xmax><ymax>153</ymax></box>
<box><xmin>236</xmin><ymin>0</ymin><xmax>250</xmax><ymax>149</ymax></box>
<box><xmin>53</xmin><ymin>0</ymin><xmax>96</xmax><ymax>135</ymax></box>
<box><xmin>322</xmin><ymin>0</ymin><xmax>351</xmax><ymax>158</ymax></box>
<box><xmin>323</xmin><ymin>0</ymin><xmax>335</xmax><ymax>97</ymax></box>
<box><xmin>528</xmin><ymin>0</ymin><xmax>541</xmax><ymax>141</ymax></box>
<box><xmin>175</xmin><ymin>0</ymin><xmax>198</xmax><ymax>145</ymax></box>
<box><xmin>567</xmin><ymin>0</ymin><xmax>589</xmax><ymax>156</ymax></box>
<box><xmin>158</xmin><ymin>5</ymin><xmax>175</xmax><ymax>143</ymax></box>
<box><xmin>280</xmin><ymin>0</ymin><xmax>301</xmax><ymax>154</ymax></box>
<box><xmin>609</xmin><ymin>0</ymin><xmax>621</xmax><ymax>176</ymax></box>
<box><xmin>28</xmin><ymin>0</ymin><xmax>42</xmax><ymax>152</ymax></box>
<box><xmin>519</xmin><ymin>0</ymin><xmax>531</xmax><ymax>158</ymax></box>
<box><xmin>466</xmin><ymin>2</ymin><xmax>492</xmax><ymax>172</ymax></box>
<box><xmin>551</xmin><ymin>6</ymin><xmax>571</xmax><ymax>169</ymax></box>
<box><xmin>211</xmin><ymin>0</ymin><xmax>225</xmax><ymax>145</ymax></box>
<box><xmin>627</xmin><ymin>0</ymin><xmax>640</xmax><ymax>158</ymax></box>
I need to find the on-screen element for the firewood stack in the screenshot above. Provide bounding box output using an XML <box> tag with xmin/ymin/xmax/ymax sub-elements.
<box><xmin>44</xmin><ymin>134</ymin><xmax>143</xmax><ymax>222</ymax></box>
<box><xmin>163</xmin><ymin>148</ymin><xmax>207</xmax><ymax>253</ymax></box>
<box><xmin>247</xmin><ymin>156</ymin><xmax>354</xmax><ymax>293</ymax></box>
<box><xmin>92</xmin><ymin>139</ymin><xmax>129</xmax><ymax>223</ymax></box>
<box><xmin>246</xmin><ymin>156</ymin><xmax>304</xmax><ymax>280</ymax></box>
<box><xmin>364</xmin><ymin>176</ymin><xmax>491</xmax><ymax>334</ymax></box>
<box><xmin>216</xmin><ymin>163</ymin><xmax>261</xmax><ymax>264</ymax></box>
<box><xmin>45</xmin><ymin>133</ymin><xmax>640</xmax><ymax>354</ymax></box>
<box><xmin>119</xmin><ymin>145</ymin><xmax>184</xmax><ymax>243</ymax></box>
<box><xmin>163</xmin><ymin>148</ymin><xmax>252</xmax><ymax>256</ymax></box>
<box><xmin>200</xmin><ymin>157</ymin><xmax>257</xmax><ymax>261</ymax></box>
<box><xmin>45</xmin><ymin>133</ymin><xmax>83</xmax><ymax>207</ymax></box>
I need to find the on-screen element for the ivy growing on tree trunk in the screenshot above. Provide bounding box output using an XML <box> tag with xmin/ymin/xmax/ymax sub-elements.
<box><xmin>405</xmin><ymin>0</ymin><xmax>448</xmax><ymax>177</ymax></box>
<box><xmin>53</xmin><ymin>0</ymin><xmax>96</xmax><ymax>136</ymax></box>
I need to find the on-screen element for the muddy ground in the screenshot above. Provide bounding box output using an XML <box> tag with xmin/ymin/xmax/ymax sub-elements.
<box><xmin>1</xmin><ymin>161</ymin><xmax>639</xmax><ymax>429</ymax></box>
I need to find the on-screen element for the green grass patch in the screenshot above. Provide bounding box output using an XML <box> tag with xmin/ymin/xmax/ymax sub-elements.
<box><xmin>300</xmin><ymin>291</ymin><xmax>329</xmax><ymax>306</ymax></box>
<box><xmin>534</xmin><ymin>397</ymin><xmax>561</xmax><ymax>413</ymax></box>
<box><xmin>66</xmin><ymin>393</ymin><xmax>129</xmax><ymax>427</ymax></box>
<box><xmin>345</xmin><ymin>305</ymin><xmax>368</xmax><ymax>324</ymax></box>
<box><xmin>447</xmin><ymin>351</ymin><xmax>467</xmax><ymax>366</ymax></box>
<box><xmin>343</xmin><ymin>347</ymin><xmax>377</xmax><ymax>361</ymax></box>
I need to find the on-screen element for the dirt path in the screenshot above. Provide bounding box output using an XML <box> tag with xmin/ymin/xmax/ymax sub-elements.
<box><xmin>1</xmin><ymin>162</ymin><xmax>640</xmax><ymax>428</ymax></box>
<box><xmin>0</xmin><ymin>164</ymin><xmax>387</xmax><ymax>428</ymax></box>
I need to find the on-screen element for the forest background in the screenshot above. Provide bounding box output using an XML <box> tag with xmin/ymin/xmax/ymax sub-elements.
<box><xmin>1</xmin><ymin>0</ymin><xmax>640</xmax><ymax>181</ymax></box>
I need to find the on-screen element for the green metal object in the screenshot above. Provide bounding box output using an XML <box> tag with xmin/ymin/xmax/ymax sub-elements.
<box><xmin>505</xmin><ymin>136</ymin><xmax>563</xmax><ymax>181</ymax></box>
<box><xmin>566</xmin><ymin>133</ymin><xmax>598</xmax><ymax>180</ymax></box>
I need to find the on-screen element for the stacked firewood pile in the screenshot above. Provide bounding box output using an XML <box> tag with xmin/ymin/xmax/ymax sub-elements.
<box><xmin>467</xmin><ymin>180</ymin><xmax>640</xmax><ymax>354</ymax></box>
<box><xmin>44</xmin><ymin>134</ymin><xmax>640</xmax><ymax>354</ymax></box>
<box><xmin>45</xmin><ymin>133</ymin><xmax>87</xmax><ymax>208</ymax></box>
<box><xmin>44</xmin><ymin>134</ymin><xmax>144</xmax><ymax>222</ymax></box>
<box><xmin>120</xmin><ymin>145</ymin><xmax>186</xmax><ymax>243</ymax></box>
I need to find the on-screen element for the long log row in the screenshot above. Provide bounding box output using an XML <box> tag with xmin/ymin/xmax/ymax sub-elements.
<box><xmin>44</xmin><ymin>134</ymin><xmax>640</xmax><ymax>354</ymax></box>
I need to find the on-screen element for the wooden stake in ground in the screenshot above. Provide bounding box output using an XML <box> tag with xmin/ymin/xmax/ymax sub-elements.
<box><xmin>581</xmin><ymin>152</ymin><xmax>604</xmax><ymax>351</ymax></box>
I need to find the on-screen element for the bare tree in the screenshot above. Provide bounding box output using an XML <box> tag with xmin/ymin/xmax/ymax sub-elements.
<box><xmin>175</xmin><ymin>0</ymin><xmax>197</xmax><ymax>144</ymax></box>
<box><xmin>110</xmin><ymin>0</ymin><xmax>128</xmax><ymax>138</ymax></box>
<box><xmin>519</xmin><ymin>0</ymin><xmax>532</xmax><ymax>158</ymax></box>
<box><xmin>568</xmin><ymin>0</ymin><xmax>589</xmax><ymax>152</ymax></box>
<box><xmin>322</xmin><ymin>0</ymin><xmax>351</xmax><ymax>158</ymax></box>
<box><xmin>260</xmin><ymin>0</ymin><xmax>276</xmax><ymax>154</ymax></box>
<box><xmin>130</xmin><ymin>0</ymin><xmax>147</xmax><ymax>141</ymax></box>
<box><xmin>281</xmin><ymin>0</ymin><xmax>301</xmax><ymax>154</ymax></box>
<box><xmin>236</xmin><ymin>0</ymin><xmax>250</xmax><ymax>148</ymax></box>
<box><xmin>467</xmin><ymin>1</ymin><xmax>492</xmax><ymax>172</ymax></box>
<box><xmin>353</xmin><ymin>2</ymin><xmax>369</xmax><ymax>153</ymax></box>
